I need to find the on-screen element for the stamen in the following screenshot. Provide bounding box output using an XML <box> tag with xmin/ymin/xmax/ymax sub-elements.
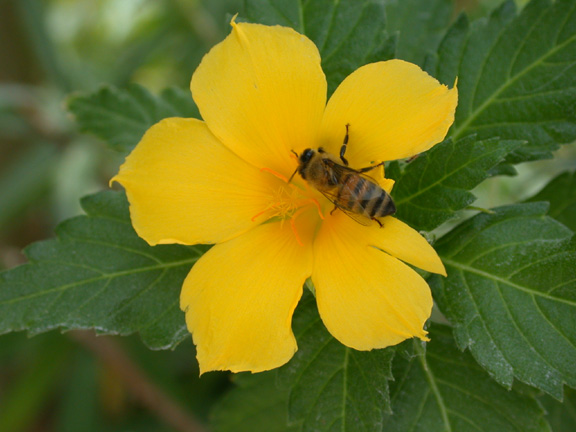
<box><xmin>251</xmin><ymin>207</ymin><xmax>270</xmax><ymax>222</ymax></box>
<box><xmin>260</xmin><ymin>167</ymin><xmax>289</xmax><ymax>183</ymax></box>
<box><xmin>289</xmin><ymin>207</ymin><xmax>307</xmax><ymax>247</ymax></box>
<box><xmin>308</xmin><ymin>197</ymin><xmax>324</xmax><ymax>220</ymax></box>
<box><xmin>290</xmin><ymin>219</ymin><xmax>303</xmax><ymax>246</ymax></box>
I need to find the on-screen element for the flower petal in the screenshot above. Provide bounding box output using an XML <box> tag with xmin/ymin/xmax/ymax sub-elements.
<box><xmin>112</xmin><ymin>117</ymin><xmax>273</xmax><ymax>245</ymax></box>
<box><xmin>180</xmin><ymin>219</ymin><xmax>314</xmax><ymax>373</ymax></box>
<box><xmin>191</xmin><ymin>20</ymin><xmax>327</xmax><ymax>174</ymax></box>
<box><xmin>312</xmin><ymin>214</ymin><xmax>433</xmax><ymax>350</ymax></box>
<box><xmin>326</xmin><ymin>212</ymin><xmax>445</xmax><ymax>275</ymax></box>
<box><xmin>319</xmin><ymin>59</ymin><xmax>457</xmax><ymax>167</ymax></box>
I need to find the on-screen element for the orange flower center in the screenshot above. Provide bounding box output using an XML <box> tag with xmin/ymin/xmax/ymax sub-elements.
<box><xmin>252</xmin><ymin>167</ymin><xmax>325</xmax><ymax>245</ymax></box>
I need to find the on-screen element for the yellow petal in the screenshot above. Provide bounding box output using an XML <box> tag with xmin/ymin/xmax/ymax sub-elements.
<box><xmin>319</xmin><ymin>59</ymin><xmax>457</xmax><ymax>167</ymax></box>
<box><xmin>112</xmin><ymin>117</ymin><xmax>273</xmax><ymax>245</ymax></box>
<box><xmin>181</xmin><ymin>219</ymin><xmax>314</xmax><ymax>373</ymax></box>
<box><xmin>312</xmin><ymin>215</ymin><xmax>433</xmax><ymax>350</ymax></box>
<box><xmin>191</xmin><ymin>21</ymin><xmax>327</xmax><ymax>175</ymax></box>
<box><xmin>326</xmin><ymin>211</ymin><xmax>445</xmax><ymax>275</ymax></box>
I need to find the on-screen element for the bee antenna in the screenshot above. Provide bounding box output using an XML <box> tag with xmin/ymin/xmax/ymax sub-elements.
<box><xmin>288</xmin><ymin>168</ymin><xmax>298</xmax><ymax>184</ymax></box>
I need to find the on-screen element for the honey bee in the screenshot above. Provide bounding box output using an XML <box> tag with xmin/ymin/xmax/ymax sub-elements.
<box><xmin>290</xmin><ymin>124</ymin><xmax>395</xmax><ymax>227</ymax></box>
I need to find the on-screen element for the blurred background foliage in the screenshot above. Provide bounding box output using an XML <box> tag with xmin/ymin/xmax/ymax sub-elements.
<box><xmin>0</xmin><ymin>0</ymin><xmax>574</xmax><ymax>431</ymax></box>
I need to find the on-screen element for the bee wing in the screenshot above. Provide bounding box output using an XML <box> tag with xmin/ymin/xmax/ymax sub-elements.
<box><xmin>334</xmin><ymin>201</ymin><xmax>374</xmax><ymax>226</ymax></box>
<box><xmin>317</xmin><ymin>186</ymin><xmax>374</xmax><ymax>228</ymax></box>
<box><xmin>323</xmin><ymin>158</ymin><xmax>383</xmax><ymax>184</ymax></box>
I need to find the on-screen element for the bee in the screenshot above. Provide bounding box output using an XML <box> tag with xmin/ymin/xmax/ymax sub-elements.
<box><xmin>290</xmin><ymin>124</ymin><xmax>395</xmax><ymax>227</ymax></box>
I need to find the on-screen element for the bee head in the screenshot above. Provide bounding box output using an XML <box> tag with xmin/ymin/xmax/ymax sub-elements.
<box><xmin>289</xmin><ymin>148</ymin><xmax>317</xmax><ymax>183</ymax></box>
<box><xmin>299</xmin><ymin>148</ymin><xmax>315</xmax><ymax>164</ymax></box>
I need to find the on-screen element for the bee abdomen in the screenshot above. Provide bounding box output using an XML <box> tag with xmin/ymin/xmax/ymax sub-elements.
<box><xmin>366</xmin><ymin>191</ymin><xmax>396</xmax><ymax>218</ymax></box>
<box><xmin>338</xmin><ymin>175</ymin><xmax>368</xmax><ymax>212</ymax></box>
<box><xmin>339</xmin><ymin>176</ymin><xmax>396</xmax><ymax>218</ymax></box>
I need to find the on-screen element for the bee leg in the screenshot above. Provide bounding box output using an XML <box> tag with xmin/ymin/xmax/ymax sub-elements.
<box><xmin>330</xmin><ymin>205</ymin><xmax>339</xmax><ymax>215</ymax></box>
<box><xmin>357</xmin><ymin>161</ymin><xmax>385</xmax><ymax>174</ymax></box>
<box><xmin>406</xmin><ymin>154</ymin><xmax>420</xmax><ymax>163</ymax></box>
<box><xmin>340</xmin><ymin>124</ymin><xmax>350</xmax><ymax>166</ymax></box>
<box><xmin>372</xmin><ymin>218</ymin><xmax>384</xmax><ymax>228</ymax></box>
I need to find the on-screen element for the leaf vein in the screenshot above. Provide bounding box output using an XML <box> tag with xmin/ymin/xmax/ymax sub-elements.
<box><xmin>494</xmin><ymin>280</ymin><xmax>564</xmax><ymax>383</ymax></box>
<box><xmin>452</xmin><ymin>7</ymin><xmax>576</xmax><ymax>139</ymax></box>
<box><xmin>0</xmin><ymin>258</ymin><xmax>197</xmax><ymax>307</ymax></box>
<box><xmin>445</xmin><ymin>259</ymin><xmax>576</xmax><ymax>308</ymax></box>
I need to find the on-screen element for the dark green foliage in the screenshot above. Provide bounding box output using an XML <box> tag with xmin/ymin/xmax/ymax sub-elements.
<box><xmin>384</xmin><ymin>325</ymin><xmax>549</xmax><ymax>432</ymax></box>
<box><xmin>0</xmin><ymin>191</ymin><xmax>203</xmax><ymax>349</ymax></box>
<box><xmin>393</xmin><ymin>136</ymin><xmax>522</xmax><ymax>231</ymax></box>
<box><xmin>430</xmin><ymin>203</ymin><xmax>576</xmax><ymax>399</ymax></box>
<box><xmin>4</xmin><ymin>0</ymin><xmax>576</xmax><ymax>430</ymax></box>
<box><xmin>277</xmin><ymin>292</ymin><xmax>395</xmax><ymax>432</ymax></box>
<box><xmin>433</xmin><ymin>0</ymin><xmax>576</xmax><ymax>164</ymax></box>
<box><xmin>385</xmin><ymin>0</ymin><xmax>453</xmax><ymax>66</ymax></box>
<box><xmin>211</xmin><ymin>372</ymin><xmax>296</xmax><ymax>432</ymax></box>
<box><xmin>67</xmin><ymin>84</ymin><xmax>199</xmax><ymax>153</ymax></box>
<box><xmin>540</xmin><ymin>389</ymin><xmax>576</xmax><ymax>432</ymax></box>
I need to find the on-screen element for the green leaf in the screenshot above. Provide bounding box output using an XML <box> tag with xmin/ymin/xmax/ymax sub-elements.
<box><xmin>277</xmin><ymin>291</ymin><xmax>395</xmax><ymax>432</ymax></box>
<box><xmin>540</xmin><ymin>389</ymin><xmax>576</xmax><ymax>432</ymax></box>
<box><xmin>526</xmin><ymin>171</ymin><xmax>576</xmax><ymax>232</ymax></box>
<box><xmin>67</xmin><ymin>84</ymin><xmax>199</xmax><ymax>153</ymax></box>
<box><xmin>243</xmin><ymin>0</ymin><xmax>395</xmax><ymax>95</ymax></box>
<box><xmin>0</xmin><ymin>190</ymin><xmax>201</xmax><ymax>349</ymax></box>
<box><xmin>429</xmin><ymin>202</ymin><xmax>576</xmax><ymax>399</ymax></box>
<box><xmin>385</xmin><ymin>0</ymin><xmax>453</xmax><ymax>66</ymax></box>
<box><xmin>433</xmin><ymin>0</ymin><xmax>576</xmax><ymax>164</ymax></box>
<box><xmin>392</xmin><ymin>136</ymin><xmax>523</xmax><ymax>232</ymax></box>
<box><xmin>384</xmin><ymin>325</ymin><xmax>550</xmax><ymax>432</ymax></box>
<box><xmin>211</xmin><ymin>372</ymin><xmax>296</xmax><ymax>432</ymax></box>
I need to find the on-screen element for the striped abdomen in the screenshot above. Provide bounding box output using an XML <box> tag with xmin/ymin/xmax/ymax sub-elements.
<box><xmin>336</xmin><ymin>173</ymin><xmax>396</xmax><ymax>218</ymax></box>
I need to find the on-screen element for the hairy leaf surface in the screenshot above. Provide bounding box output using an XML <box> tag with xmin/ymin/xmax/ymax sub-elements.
<box><xmin>67</xmin><ymin>85</ymin><xmax>199</xmax><ymax>153</ymax></box>
<box><xmin>385</xmin><ymin>0</ymin><xmax>453</xmax><ymax>66</ymax></box>
<box><xmin>392</xmin><ymin>136</ymin><xmax>522</xmax><ymax>232</ymax></box>
<box><xmin>0</xmin><ymin>191</ymin><xmax>199</xmax><ymax>349</ymax></box>
<box><xmin>429</xmin><ymin>202</ymin><xmax>576</xmax><ymax>398</ymax></box>
<box><xmin>277</xmin><ymin>292</ymin><xmax>395</xmax><ymax>432</ymax></box>
<box><xmin>211</xmin><ymin>372</ymin><xmax>295</xmax><ymax>432</ymax></box>
<box><xmin>432</xmin><ymin>0</ymin><xmax>576</xmax><ymax>164</ymax></box>
<box><xmin>384</xmin><ymin>325</ymin><xmax>549</xmax><ymax>432</ymax></box>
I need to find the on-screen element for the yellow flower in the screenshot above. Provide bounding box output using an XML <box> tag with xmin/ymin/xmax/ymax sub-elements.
<box><xmin>112</xmin><ymin>21</ymin><xmax>457</xmax><ymax>374</ymax></box>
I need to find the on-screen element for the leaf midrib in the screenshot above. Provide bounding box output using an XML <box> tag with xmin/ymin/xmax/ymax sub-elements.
<box><xmin>74</xmin><ymin>97</ymin><xmax>147</xmax><ymax>132</ymax></box>
<box><xmin>442</xmin><ymin>258</ymin><xmax>576</xmax><ymax>308</ymax></box>
<box><xmin>416</xmin><ymin>343</ymin><xmax>452</xmax><ymax>432</ymax></box>
<box><xmin>450</xmin><ymin>10</ymin><xmax>576</xmax><ymax>140</ymax></box>
<box><xmin>0</xmin><ymin>257</ymin><xmax>197</xmax><ymax>306</ymax></box>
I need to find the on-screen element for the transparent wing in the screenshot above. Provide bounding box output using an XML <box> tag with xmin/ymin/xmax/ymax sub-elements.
<box><xmin>323</xmin><ymin>192</ymin><xmax>373</xmax><ymax>226</ymax></box>
<box><xmin>324</xmin><ymin>158</ymin><xmax>383</xmax><ymax>184</ymax></box>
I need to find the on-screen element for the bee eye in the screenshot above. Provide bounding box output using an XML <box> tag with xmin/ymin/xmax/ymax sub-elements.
<box><xmin>300</xmin><ymin>149</ymin><xmax>314</xmax><ymax>163</ymax></box>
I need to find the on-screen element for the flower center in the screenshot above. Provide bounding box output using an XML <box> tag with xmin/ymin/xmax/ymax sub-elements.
<box><xmin>252</xmin><ymin>167</ymin><xmax>324</xmax><ymax>245</ymax></box>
